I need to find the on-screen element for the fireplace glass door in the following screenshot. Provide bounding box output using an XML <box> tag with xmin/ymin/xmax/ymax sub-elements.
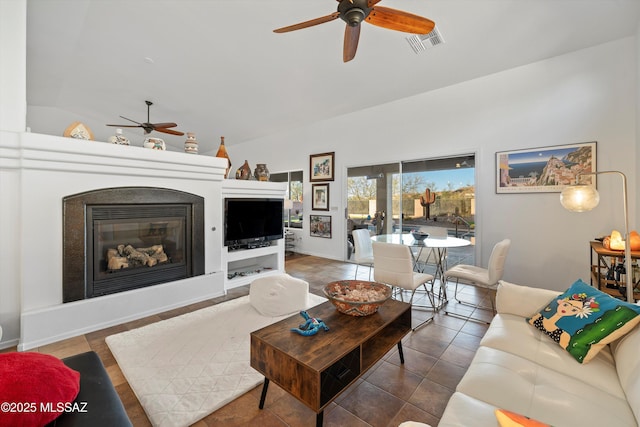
<box><xmin>87</xmin><ymin>204</ymin><xmax>192</xmax><ymax>297</ymax></box>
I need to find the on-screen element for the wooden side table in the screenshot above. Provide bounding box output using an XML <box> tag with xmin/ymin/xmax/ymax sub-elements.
<box><xmin>250</xmin><ymin>298</ymin><xmax>411</xmax><ymax>426</ymax></box>
<box><xmin>590</xmin><ymin>241</ymin><xmax>640</xmax><ymax>301</ymax></box>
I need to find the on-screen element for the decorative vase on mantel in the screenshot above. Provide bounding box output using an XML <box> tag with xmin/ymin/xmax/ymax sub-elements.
<box><xmin>215</xmin><ymin>136</ymin><xmax>232</xmax><ymax>178</ymax></box>
<box><xmin>235</xmin><ymin>160</ymin><xmax>251</xmax><ymax>180</ymax></box>
<box><xmin>184</xmin><ymin>132</ymin><xmax>198</xmax><ymax>154</ymax></box>
<box><xmin>254</xmin><ymin>163</ymin><xmax>270</xmax><ymax>181</ymax></box>
<box><xmin>108</xmin><ymin>128</ymin><xmax>130</xmax><ymax>145</ymax></box>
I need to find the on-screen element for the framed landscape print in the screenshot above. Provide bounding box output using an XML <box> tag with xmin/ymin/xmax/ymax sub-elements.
<box><xmin>310</xmin><ymin>215</ymin><xmax>332</xmax><ymax>238</ymax></box>
<box><xmin>311</xmin><ymin>183</ymin><xmax>329</xmax><ymax>211</ymax></box>
<box><xmin>310</xmin><ymin>152</ymin><xmax>335</xmax><ymax>182</ymax></box>
<box><xmin>496</xmin><ymin>142</ymin><xmax>596</xmax><ymax>194</ymax></box>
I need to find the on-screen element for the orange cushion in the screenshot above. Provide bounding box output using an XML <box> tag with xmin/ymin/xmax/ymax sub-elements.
<box><xmin>495</xmin><ymin>409</ymin><xmax>552</xmax><ymax>427</ymax></box>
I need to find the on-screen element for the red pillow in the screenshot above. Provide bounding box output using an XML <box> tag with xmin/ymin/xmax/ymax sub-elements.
<box><xmin>0</xmin><ymin>352</ymin><xmax>80</xmax><ymax>426</ymax></box>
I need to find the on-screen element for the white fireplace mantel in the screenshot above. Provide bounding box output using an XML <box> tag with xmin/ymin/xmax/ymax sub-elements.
<box><xmin>0</xmin><ymin>131</ymin><xmax>230</xmax><ymax>350</ymax></box>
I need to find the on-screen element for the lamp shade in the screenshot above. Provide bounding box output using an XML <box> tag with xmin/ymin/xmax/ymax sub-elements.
<box><xmin>283</xmin><ymin>199</ymin><xmax>294</xmax><ymax>210</ymax></box>
<box><xmin>560</xmin><ymin>184</ymin><xmax>600</xmax><ymax>212</ymax></box>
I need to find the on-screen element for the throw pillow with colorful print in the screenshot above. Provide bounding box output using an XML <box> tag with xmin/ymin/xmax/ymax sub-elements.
<box><xmin>528</xmin><ymin>279</ymin><xmax>640</xmax><ymax>363</ymax></box>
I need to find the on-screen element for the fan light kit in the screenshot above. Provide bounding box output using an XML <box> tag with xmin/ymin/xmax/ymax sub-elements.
<box><xmin>274</xmin><ymin>0</ymin><xmax>435</xmax><ymax>62</ymax></box>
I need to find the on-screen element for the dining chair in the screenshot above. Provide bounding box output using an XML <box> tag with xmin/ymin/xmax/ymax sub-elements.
<box><xmin>372</xmin><ymin>241</ymin><xmax>436</xmax><ymax>330</ymax></box>
<box><xmin>443</xmin><ymin>238</ymin><xmax>511</xmax><ymax>323</ymax></box>
<box><xmin>352</xmin><ymin>229</ymin><xmax>374</xmax><ymax>280</ymax></box>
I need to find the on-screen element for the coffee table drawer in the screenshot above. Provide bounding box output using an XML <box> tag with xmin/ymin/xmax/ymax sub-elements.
<box><xmin>320</xmin><ymin>347</ymin><xmax>360</xmax><ymax>406</ymax></box>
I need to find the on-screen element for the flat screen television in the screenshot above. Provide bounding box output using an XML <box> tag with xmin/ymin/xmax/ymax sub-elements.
<box><xmin>224</xmin><ymin>198</ymin><xmax>284</xmax><ymax>247</ymax></box>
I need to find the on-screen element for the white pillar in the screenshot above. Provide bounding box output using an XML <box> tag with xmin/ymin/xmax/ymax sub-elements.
<box><xmin>0</xmin><ymin>0</ymin><xmax>27</xmax><ymax>132</ymax></box>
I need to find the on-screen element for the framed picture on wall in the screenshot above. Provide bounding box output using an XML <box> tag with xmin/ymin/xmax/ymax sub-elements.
<box><xmin>496</xmin><ymin>141</ymin><xmax>597</xmax><ymax>194</ymax></box>
<box><xmin>309</xmin><ymin>152</ymin><xmax>335</xmax><ymax>182</ymax></box>
<box><xmin>310</xmin><ymin>215</ymin><xmax>332</xmax><ymax>238</ymax></box>
<box><xmin>311</xmin><ymin>183</ymin><xmax>330</xmax><ymax>211</ymax></box>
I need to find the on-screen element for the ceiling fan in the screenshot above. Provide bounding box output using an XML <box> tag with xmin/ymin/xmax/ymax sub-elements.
<box><xmin>274</xmin><ymin>0</ymin><xmax>435</xmax><ymax>62</ymax></box>
<box><xmin>107</xmin><ymin>100</ymin><xmax>184</xmax><ymax>136</ymax></box>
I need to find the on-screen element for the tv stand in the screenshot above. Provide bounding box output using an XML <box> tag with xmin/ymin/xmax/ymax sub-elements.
<box><xmin>221</xmin><ymin>180</ymin><xmax>288</xmax><ymax>292</ymax></box>
<box><xmin>223</xmin><ymin>241</ymin><xmax>285</xmax><ymax>290</ymax></box>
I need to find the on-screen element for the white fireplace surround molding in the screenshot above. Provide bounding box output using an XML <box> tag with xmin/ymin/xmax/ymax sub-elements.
<box><xmin>0</xmin><ymin>131</ymin><xmax>231</xmax><ymax>350</ymax></box>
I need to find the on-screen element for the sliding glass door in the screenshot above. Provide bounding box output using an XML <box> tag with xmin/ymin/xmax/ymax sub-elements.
<box><xmin>346</xmin><ymin>155</ymin><xmax>475</xmax><ymax>266</ymax></box>
<box><xmin>400</xmin><ymin>156</ymin><xmax>475</xmax><ymax>240</ymax></box>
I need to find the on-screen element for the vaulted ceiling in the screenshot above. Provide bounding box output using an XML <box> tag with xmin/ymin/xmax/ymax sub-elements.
<box><xmin>26</xmin><ymin>0</ymin><xmax>640</xmax><ymax>152</ymax></box>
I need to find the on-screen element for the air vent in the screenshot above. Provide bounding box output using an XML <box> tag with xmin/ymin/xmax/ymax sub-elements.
<box><xmin>406</xmin><ymin>26</ymin><xmax>444</xmax><ymax>54</ymax></box>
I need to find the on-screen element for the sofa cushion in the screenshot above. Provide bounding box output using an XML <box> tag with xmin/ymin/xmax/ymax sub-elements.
<box><xmin>527</xmin><ymin>279</ymin><xmax>640</xmax><ymax>363</ymax></box>
<box><xmin>496</xmin><ymin>281</ymin><xmax>561</xmax><ymax>317</ymax></box>
<box><xmin>249</xmin><ymin>273</ymin><xmax>309</xmax><ymax>317</ymax></box>
<box><xmin>0</xmin><ymin>352</ymin><xmax>80</xmax><ymax>426</ymax></box>
<box><xmin>611</xmin><ymin>321</ymin><xmax>640</xmax><ymax>423</ymax></box>
<box><xmin>481</xmin><ymin>313</ymin><xmax>623</xmax><ymax>398</ymax></box>
<box><xmin>456</xmin><ymin>346</ymin><xmax>636</xmax><ymax>426</ymax></box>
<box><xmin>438</xmin><ymin>392</ymin><xmax>503</xmax><ymax>427</ymax></box>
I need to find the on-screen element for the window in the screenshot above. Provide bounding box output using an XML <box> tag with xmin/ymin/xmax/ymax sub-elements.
<box><xmin>271</xmin><ymin>170</ymin><xmax>303</xmax><ymax>228</ymax></box>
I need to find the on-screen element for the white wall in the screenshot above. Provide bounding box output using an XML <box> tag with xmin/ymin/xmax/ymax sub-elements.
<box><xmin>228</xmin><ymin>38</ymin><xmax>638</xmax><ymax>291</ymax></box>
<box><xmin>0</xmin><ymin>0</ymin><xmax>26</xmax><ymax>132</ymax></box>
<box><xmin>637</xmin><ymin>24</ymin><xmax>640</xmax><ymax>230</ymax></box>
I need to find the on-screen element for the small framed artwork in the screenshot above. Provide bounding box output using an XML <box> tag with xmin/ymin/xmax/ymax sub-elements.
<box><xmin>496</xmin><ymin>141</ymin><xmax>597</xmax><ymax>194</ymax></box>
<box><xmin>311</xmin><ymin>183</ymin><xmax>330</xmax><ymax>211</ymax></box>
<box><xmin>310</xmin><ymin>152</ymin><xmax>335</xmax><ymax>182</ymax></box>
<box><xmin>310</xmin><ymin>215</ymin><xmax>332</xmax><ymax>238</ymax></box>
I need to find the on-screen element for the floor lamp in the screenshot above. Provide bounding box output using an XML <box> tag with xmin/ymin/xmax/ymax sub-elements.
<box><xmin>560</xmin><ymin>170</ymin><xmax>634</xmax><ymax>303</ymax></box>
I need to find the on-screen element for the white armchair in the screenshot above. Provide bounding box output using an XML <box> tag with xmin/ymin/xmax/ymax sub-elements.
<box><xmin>443</xmin><ymin>238</ymin><xmax>511</xmax><ymax>323</ymax></box>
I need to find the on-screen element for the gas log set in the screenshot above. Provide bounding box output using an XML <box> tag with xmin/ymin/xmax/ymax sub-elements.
<box><xmin>106</xmin><ymin>244</ymin><xmax>169</xmax><ymax>271</ymax></box>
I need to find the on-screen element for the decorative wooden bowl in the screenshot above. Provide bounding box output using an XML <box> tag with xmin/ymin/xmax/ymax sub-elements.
<box><xmin>323</xmin><ymin>280</ymin><xmax>392</xmax><ymax>316</ymax></box>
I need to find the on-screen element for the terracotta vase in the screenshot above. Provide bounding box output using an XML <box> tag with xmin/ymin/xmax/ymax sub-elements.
<box><xmin>254</xmin><ymin>163</ymin><xmax>270</xmax><ymax>181</ymax></box>
<box><xmin>215</xmin><ymin>136</ymin><xmax>231</xmax><ymax>178</ymax></box>
<box><xmin>235</xmin><ymin>160</ymin><xmax>251</xmax><ymax>180</ymax></box>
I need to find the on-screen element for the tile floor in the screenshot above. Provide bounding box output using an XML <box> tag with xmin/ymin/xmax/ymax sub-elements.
<box><xmin>2</xmin><ymin>254</ymin><xmax>494</xmax><ymax>427</ymax></box>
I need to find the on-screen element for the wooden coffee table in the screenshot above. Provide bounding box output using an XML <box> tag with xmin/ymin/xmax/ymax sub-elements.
<box><xmin>250</xmin><ymin>298</ymin><xmax>411</xmax><ymax>427</ymax></box>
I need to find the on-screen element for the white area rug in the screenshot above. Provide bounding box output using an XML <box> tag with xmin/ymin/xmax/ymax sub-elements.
<box><xmin>106</xmin><ymin>294</ymin><xmax>326</xmax><ymax>427</ymax></box>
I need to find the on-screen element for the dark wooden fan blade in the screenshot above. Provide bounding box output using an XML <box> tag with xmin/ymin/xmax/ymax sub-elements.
<box><xmin>106</xmin><ymin>124</ymin><xmax>142</xmax><ymax>128</ymax></box>
<box><xmin>366</xmin><ymin>6</ymin><xmax>435</xmax><ymax>34</ymax></box>
<box><xmin>150</xmin><ymin>122</ymin><xmax>178</xmax><ymax>129</ymax></box>
<box><xmin>343</xmin><ymin>24</ymin><xmax>360</xmax><ymax>62</ymax></box>
<box><xmin>154</xmin><ymin>127</ymin><xmax>184</xmax><ymax>136</ymax></box>
<box><xmin>274</xmin><ymin>12</ymin><xmax>340</xmax><ymax>33</ymax></box>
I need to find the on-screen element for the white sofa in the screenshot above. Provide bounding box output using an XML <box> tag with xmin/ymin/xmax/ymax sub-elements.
<box><xmin>438</xmin><ymin>281</ymin><xmax>640</xmax><ymax>427</ymax></box>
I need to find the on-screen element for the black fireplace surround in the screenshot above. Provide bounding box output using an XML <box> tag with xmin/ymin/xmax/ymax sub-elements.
<box><xmin>63</xmin><ymin>187</ymin><xmax>205</xmax><ymax>303</ymax></box>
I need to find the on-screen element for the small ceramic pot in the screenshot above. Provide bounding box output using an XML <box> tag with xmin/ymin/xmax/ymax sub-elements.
<box><xmin>254</xmin><ymin>163</ymin><xmax>270</xmax><ymax>181</ymax></box>
<box><xmin>144</xmin><ymin>137</ymin><xmax>165</xmax><ymax>150</ymax></box>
